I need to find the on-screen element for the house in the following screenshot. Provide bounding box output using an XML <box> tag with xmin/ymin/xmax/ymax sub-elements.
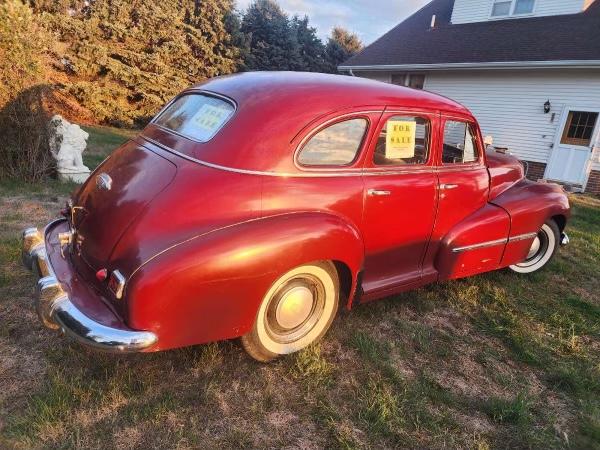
<box><xmin>340</xmin><ymin>0</ymin><xmax>600</xmax><ymax>194</ymax></box>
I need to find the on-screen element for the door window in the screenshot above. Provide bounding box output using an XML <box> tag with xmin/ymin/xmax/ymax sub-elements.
<box><xmin>560</xmin><ymin>111</ymin><xmax>598</xmax><ymax>147</ymax></box>
<box><xmin>442</xmin><ymin>120</ymin><xmax>479</xmax><ymax>164</ymax></box>
<box><xmin>297</xmin><ymin>118</ymin><xmax>368</xmax><ymax>166</ymax></box>
<box><xmin>373</xmin><ymin>116</ymin><xmax>430</xmax><ymax>166</ymax></box>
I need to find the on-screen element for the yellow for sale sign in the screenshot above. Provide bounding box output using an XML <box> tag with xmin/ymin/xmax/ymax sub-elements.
<box><xmin>386</xmin><ymin>120</ymin><xmax>416</xmax><ymax>159</ymax></box>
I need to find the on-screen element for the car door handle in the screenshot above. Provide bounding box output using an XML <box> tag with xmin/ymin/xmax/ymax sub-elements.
<box><xmin>367</xmin><ymin>189</ymin><xmax>391</xmax><ymax>196</ymax></box>
<box><xmin>440</xmin><ymin>184</ymin><xmax>459</xmax><ymax>190</ymax></box>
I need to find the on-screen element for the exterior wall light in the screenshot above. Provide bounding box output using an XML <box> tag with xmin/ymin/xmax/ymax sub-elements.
<box><xmin>544</xmin><ymin>100</ymin><xmax>551</xmax><ymax>114</ymax></box>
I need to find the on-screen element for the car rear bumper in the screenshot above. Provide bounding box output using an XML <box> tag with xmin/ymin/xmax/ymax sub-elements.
<box><xmin>22</xmin><ymin>219</ymin><xmax>157</xmax><ymax>353</ymax></box>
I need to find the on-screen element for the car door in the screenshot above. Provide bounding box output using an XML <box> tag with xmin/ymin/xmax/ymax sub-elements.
<box><xmin>423</xmin><ymin>115</ymin><xmax>490</xmax><ymax>276</ymax></box>
<box><xmin>361</xmin><ymin>110</ymin><xmax>439</xmax><ymax>297</ymax></box>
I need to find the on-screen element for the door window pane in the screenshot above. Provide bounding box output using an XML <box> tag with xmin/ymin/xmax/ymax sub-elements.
<box><xmin>561</xmin><ymin>111</ymin><xmax>599</xmax><ymax>147</ymax></box>
<box><xmin>442</xmin><ymin>121</ymin><xmax>479</xmax><ymax>164</ymax></box>
<box><xmin>491</xmin><ymin>0</ymin><xmax>511</xmax><ymax>16</ymax></box>
<box><xmin>298</xmin><ymin>118</ymin><xmax>367</xmax><ymax>166</ymax></box>
<box><xmin>514</xmin><ymin>0</ymin><xmax>534</xmax><ymax>14</ymax></box>
<box><xmin>373</xmin><ymin>116</ymin><xmax>430</xmax><ymax>166</ymax></box>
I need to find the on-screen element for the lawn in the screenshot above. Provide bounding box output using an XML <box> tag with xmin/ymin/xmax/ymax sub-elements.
<box><xmin>0</xmin><ymin>127</ymin><xmax>599</xmax><ymax>449</ymax></box>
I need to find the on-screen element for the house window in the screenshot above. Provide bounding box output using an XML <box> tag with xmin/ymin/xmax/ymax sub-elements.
<box><xmin>514</xmin><ymin>0</ymin><xmax>535</xmax><ymax>14</ymax></box>
<box><xmin>491</xmin><ymin>1</ymin><xmax>512</xmax><ymax>16</ymax></box>
<box><xmin>391</xmin><ymin>73</ymin><xmax>406</xmax><ymax>85</ymax></box>
<box><xmin>491</xmin><ymin>0</ymin><xmax>535</xmax><ymax>17</ymax></box>
<box><xmin>391</xmin><ymin>73</ymin><xmax>425</xmax><ymax>90</ymax></box>
<box><xmin>408</xmin><ymin>74</ymin><xmax>425</xmax><ymax>89</ymax></box>
<box><xmin>561</xmin><ymin>111</ymin><xmax>599</xmax><ymax>147</ymax></box>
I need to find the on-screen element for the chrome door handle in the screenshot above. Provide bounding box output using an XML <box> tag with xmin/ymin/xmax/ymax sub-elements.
<box><xmin>367</xmin><ymin>189</ymin><xmax>391</xmax><ymax>196</ymax></box>
<box><xmin>440</xmin><ymin>184</ymin><xmax>458</xmax><ymax>190</ymax></box>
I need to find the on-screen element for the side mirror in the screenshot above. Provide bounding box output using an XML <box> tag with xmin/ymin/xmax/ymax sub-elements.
<box><xmin>484</xmin><ymin>135</ymin><xmax>494</xmax><ymax>146</ymax></box>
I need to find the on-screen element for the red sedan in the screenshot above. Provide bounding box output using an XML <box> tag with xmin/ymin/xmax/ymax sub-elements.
<box><xmin>22</xmin><ymin>72</ymin><xmax>570</xmax><ymax>361</ymax></box>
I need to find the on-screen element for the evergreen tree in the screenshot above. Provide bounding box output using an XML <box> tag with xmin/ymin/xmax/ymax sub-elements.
<box><xmin>29</xmin><ymin>0</ymin><xmax>242</xmax><ymax>126</ymax></box>
<box><xmin>291</xmin><ymin>15</ymin><xmax>326</xmax><ymax>72</ymax></box>
<box><xmin>325</xmin><ymin>26</ymin><xmax>362</xmax><ymax>73</ymax></box>
<box><xmin>225</xmin><ymin>9</ymin><xmax>251</xmax><ymax>71</ymax></box>
<box><xmin>240</xmin><ymin>0</ymin><xmax>301</xmax><ymax>71</ymax></box>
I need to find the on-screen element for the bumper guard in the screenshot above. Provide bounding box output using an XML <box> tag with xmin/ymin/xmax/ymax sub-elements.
<box><xmin>22</xmin><ymin>220</ymin><xmax>157</xmax><ymax>352</ymax></box>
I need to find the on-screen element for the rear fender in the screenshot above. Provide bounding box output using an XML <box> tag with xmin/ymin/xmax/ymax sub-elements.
<box><xmin>125</xmin><ymin>212</ymin><xmax>363</xmax><ymax>351</ymax></box>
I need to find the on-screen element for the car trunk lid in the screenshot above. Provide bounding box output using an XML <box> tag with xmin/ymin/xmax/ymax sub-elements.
<box><xmin>71</xmin><ymin>141</ymin><xmax>177</xmax><ymax>270</ymax></box>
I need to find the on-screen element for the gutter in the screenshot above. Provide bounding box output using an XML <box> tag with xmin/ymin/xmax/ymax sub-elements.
<box><xmin>339</xmin><ymin>60</ymin><xmax>600</xmax><ymax>72</ymax></box>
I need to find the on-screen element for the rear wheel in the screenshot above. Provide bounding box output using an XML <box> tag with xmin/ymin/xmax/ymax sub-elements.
<box><xmin>241</xmin><ymin>261</ymin><xmax>339</xmax><ymax>362</ymax></box>
<box><xmin>509</xmin><ymin>220</ymin><xmax>559</xmax><ymax>274</ymax></box>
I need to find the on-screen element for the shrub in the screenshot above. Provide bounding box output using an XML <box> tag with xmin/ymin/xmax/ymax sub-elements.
<box><xmin>0</xmin><ymin>1</ymin><xmax>55</xmax><ymax>182</ymax></box>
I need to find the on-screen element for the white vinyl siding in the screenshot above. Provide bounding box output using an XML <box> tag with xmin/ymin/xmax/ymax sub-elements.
<box><xmin>422</xmin><ymin>70</ymin><xmax>600</xmax><ymax>170</ymax></box>
<box><xmin>451</xmin><ymin>0</ymin><xmax>586</xmax><ymax>24</ymax></box>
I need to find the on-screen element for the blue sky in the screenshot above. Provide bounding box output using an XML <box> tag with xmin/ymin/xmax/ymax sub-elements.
<box><xmin>235</xmin><ymin>0</ymin><xmax>429</xmax><ymax>45</ymax></box>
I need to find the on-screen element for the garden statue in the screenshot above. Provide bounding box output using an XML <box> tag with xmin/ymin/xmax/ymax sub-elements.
<box><xmin>48</xmin><ymin>115</ymin><xmax>90</xmax><ymax>183</ymax></box>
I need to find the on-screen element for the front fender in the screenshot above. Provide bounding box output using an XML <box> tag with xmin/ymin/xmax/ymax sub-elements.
<box><xmin>125</xmin><ymin>212</ymin><xmax>363</xmax><ymax>351</ymax></box>
<box><xmin>490</xmin><ymin>179</ymin><xmax>570</xmax><ymax>266</ymax></box>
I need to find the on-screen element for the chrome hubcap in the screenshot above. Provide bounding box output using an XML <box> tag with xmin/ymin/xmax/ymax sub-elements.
<box><xmin>265</xmin><ymin>276</ymin><xmax>325</xmax><ymax>344</ymax></box>
<box><xmin>275</xmin><ymin>286</ymin><xmax>314</xmax><ymax>329</ymax></box>
<box><xmin>526</xmin><ymin>236</ymin><xmax>541</xmax><ymax>259</ymax></box>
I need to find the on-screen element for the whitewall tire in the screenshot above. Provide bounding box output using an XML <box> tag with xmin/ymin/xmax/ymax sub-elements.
<box><xmin>241</xmin><ymin>261</ymin><xmax>339</xmax><ymax>362</ymax></box>
<box><xmin>509</xmin><ymin>220</ymin><xmax>560</xmax><ymax>274</ymax></box>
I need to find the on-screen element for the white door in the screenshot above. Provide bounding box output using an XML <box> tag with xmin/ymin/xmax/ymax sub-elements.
<box><xmin>546</xmin><ymin>108</ymin><xmax>600</xmax><ymax>186</ymax></box>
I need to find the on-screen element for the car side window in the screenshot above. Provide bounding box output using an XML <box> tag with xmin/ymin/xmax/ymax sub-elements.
<box><xmin>373</xmin><ymin>116</ymin><xmax>430</xmax><ymax>166</ymax></box>
<box><xmin>442</xmin><ymin>120</ymin><xmax>479</xmax><ymax>164</ymax></box>
<box><xmin>297</xmin><ymin>118</ymin><xmax>368</xmax><ymax>166</ymax></box>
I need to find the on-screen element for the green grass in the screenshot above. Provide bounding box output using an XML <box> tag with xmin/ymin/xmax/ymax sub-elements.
<box><xmin>81</xmin><ymin>125</ymin><xmax>137</xmax><ymax>169</ymax></box>
<box><xmin>0</xmin><ymin>126</ymin><xmax>137</xmax><ymax>198</ymax></box>
<box><xmin>484</xmin><ymin>392</ymin><xmax>533</xmax><ymax>426</ymax></box>
<box><xmin>0</xmin><ymin>151</ymin><xmax>599</xmax><ymax>449</ymax></box>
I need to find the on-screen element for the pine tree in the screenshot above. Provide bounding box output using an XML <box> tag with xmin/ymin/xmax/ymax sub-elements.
<box><xmin>30</xmin><ymin>0</ymin><xmax>242</xmax><ymax>126</ymax></box>
<box><xmin>291</xmin><ymin>15</ymin><xmax>326</xmax><ymax>72</ymax></box>
<box><xmin>240</xmin><ymin>0</ymin><xmax>301</xmax><ymax>71</ymax></box>
<box><xmin>325</xmin><ymin>26</ymin><xmax>363</xmax><ymax>73</ymax></box>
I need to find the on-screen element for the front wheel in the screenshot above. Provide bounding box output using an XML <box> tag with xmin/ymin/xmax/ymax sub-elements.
<box><xmin>241</xmin><ymin>261</ymin><xmax>339</xmax><ymax>362</ymax></box>
<box><xmin>509</xmin><ymin>220</ymin><xmax>560</xmax><ymax>274</ymax></box>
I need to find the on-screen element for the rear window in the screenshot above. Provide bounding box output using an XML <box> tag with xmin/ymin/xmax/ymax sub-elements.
<box><xmin>154</xmin><ymin>94</ymin><xmax>235</xmax><ymax>142</ymax></box>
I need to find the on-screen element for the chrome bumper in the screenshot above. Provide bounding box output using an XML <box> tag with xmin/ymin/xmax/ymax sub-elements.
<box><xmin>22</xmin><ymin>220</ymin><xmax>157</xmax><ymax>352</ymax></box>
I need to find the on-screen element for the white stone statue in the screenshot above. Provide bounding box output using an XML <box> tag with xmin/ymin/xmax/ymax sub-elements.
<box><xmin>48</xmin><ymin>115</ymin><xmax>91</xmax><ymax>183</ymax></box>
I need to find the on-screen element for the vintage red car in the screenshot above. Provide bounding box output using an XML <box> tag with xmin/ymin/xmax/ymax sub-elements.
<box><xmin>22</xmin><ymin>72</ymin><xmax>570</xmax><ymax>361</ymax></box>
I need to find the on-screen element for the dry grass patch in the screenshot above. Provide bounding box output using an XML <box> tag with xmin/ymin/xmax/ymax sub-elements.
<box><xmin>0</xmin><ymin>134</ymin><xmax>599</xmax><ymax>448</ymax></box>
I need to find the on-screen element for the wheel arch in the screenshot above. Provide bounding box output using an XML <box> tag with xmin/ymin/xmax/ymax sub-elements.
<box><xmin>125</xmin><ymin>211</ymin><xmax>364</xmax><ymax>351</ymax></box>
<box><xmin>551</xmin><ymin>214</ymin><xmax>567</xmax><ymax>233</ymax></box>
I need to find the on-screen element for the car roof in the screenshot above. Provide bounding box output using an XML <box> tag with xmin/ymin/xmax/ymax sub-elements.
<box><xmin>155</xmin><ymin>72</ymin><xmax>473</xmax><ymax>173</ymax></box>
<box><xmin>193</xmin><ymin>71</ymin><xmax>470</xmax><ymax>116</ymax></box>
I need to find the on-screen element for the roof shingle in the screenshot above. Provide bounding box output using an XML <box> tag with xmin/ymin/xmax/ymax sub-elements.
<box><xmin>341</xmin><ymin>0</ymin><xmax>600</xmax><ymax>68</ymax></box>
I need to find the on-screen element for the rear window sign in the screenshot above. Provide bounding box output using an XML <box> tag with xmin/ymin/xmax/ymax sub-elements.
<box><xmin>155</xmin><ymin>93</ymin><xmax>235</xmax><ymax>143</ymax></box>
<box><xmin>191</xmin><ymin>104</ymin><xmax>232</xmax><ymax>133</ymax></box>
<box><xmin>386</xmin><ymin>120</ymin><xmax>416</xmax><ymax>159</ymax></box>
